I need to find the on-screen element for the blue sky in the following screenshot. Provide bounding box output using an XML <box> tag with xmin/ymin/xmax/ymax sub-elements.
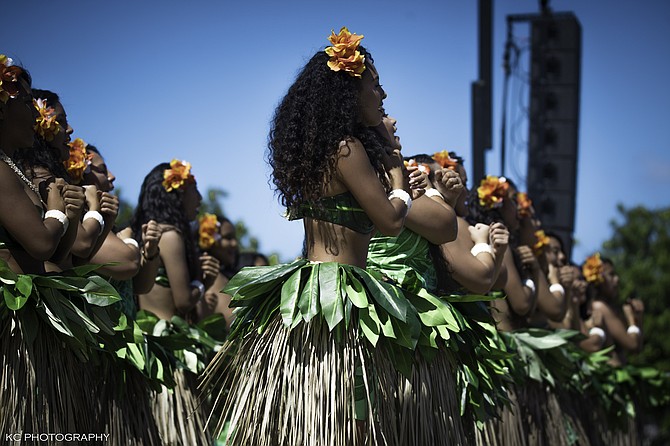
<box><xmin>3</xmin><ymin>0</ymin><xmax>669</xmax><ymax>263</ymax></box>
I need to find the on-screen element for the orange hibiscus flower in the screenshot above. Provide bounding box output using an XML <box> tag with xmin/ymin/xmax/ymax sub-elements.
<box><xmin>199</xmin><ymin>213</ymin><xmax>220</xmax><ymax>250</ymax></box>
<box><xmin>163</xmin><ymin>159</ymin><xmax>195</xmax><ymax>192</ymax></box>
<box><xmin>533</xmin><ymin>229</ymin><xmax>550</xmax><ymax>256</ymax></box>
<box><xmin>477</xmin><ymin>176</ymin><xmax>509</xmax><ymax>209</ymax></box>
<box><xmin>64</xmin><ymin>138</ymin><xmax>93</xmax><ymax>184</ymax></box>
<box><xmin>583</xmin><ymin>253</ymin><xmax>605</xmax><ymax>284</ymax></box>
<box><xmin>34</xmin><ymin>98</ymin><xmax>61</xmax><ymax>142</ymax></box>
<box><xmin>432</xmin><ymin>150</ymin><xmax>459</xmax><ymax>170</ymax></box>
<box><xmin>325</xmin><ymin>27</ymin><xmax>366</xmax><ymax>78</ymax></box>
<box><xmin>0</xmin><ymin>55</ymin><xmax>23</xmax><ymax>104</ymax></box>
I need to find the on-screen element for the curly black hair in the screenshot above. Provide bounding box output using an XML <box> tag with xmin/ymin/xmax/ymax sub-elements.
<box><xmin>466</xmin><ymin>176</ymin><xmax>518</xmax><ymax>227</ymax></box>
<box><xmin>130</xmin><ymin>163</ymin><xmax>199</xmax><ymax>279</ymax></box>
<box><xmin>268</xmin><ymin>46</ymin><xmax>388</xmax><ymax>212</ymax></box>
<box><xmin>13</xmin><ymin>89</ymin><xmax>71</xmax><ymax>181</ymax></box>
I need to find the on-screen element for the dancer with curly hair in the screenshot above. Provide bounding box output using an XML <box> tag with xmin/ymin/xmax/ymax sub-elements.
<box><xmin>201</xmin><ymin>28</ymin><xmax>421</xmax><ymax>446</ymax></box>
<box><xmin>130</xmin><ymin>161</ymin><xmax>220</xmax><ymax>445</ymax></box>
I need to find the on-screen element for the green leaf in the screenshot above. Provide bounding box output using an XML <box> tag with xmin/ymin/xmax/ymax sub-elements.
<box><xmin>225</xmin><ymin>260</ymin><xmax>306</xmax><ymax>300</ymax></box>
<box><xmin>80</xmin><ymin>275</ymin><xmax>121</xmax><ymax>306</ymax></box>
<box><xmin>3</xmin><ymin>285</ymin><xmax>28</xmax><ymax>311</ymax></box>
<box><xmin>319</xmin><ymin>263</ymin><xmax>343</xmax><ymax>331</ymax></box>
<box><xmin>359</xmin><ymin>307</ymin><xmax>380</xmax><ymax>347</ymax></box>
<box><xmin>390</xmin><ymin>315</ymin><xmax>420</xmax><ymax>350</ymax></box>
<box><xmin>514</xmin><ymin>331</ymin><xmax>567</xmax><ymax>350</ymax></box>
<box><xmin>355</xmin><ymin>270</ymin><xmax>408</xmax><ymax>322</ymax></box>
<box><xmin>16</xmin><ymin>275</ymin><xmax>33</xmax><ymax>298</ymax></box>
<box><xmin>280</xmin><ymin>269</ymin><xmax>302</xmax><ymax>327</ymax></box>
<box><xmin>126</xmin><ymin>342</ymin><xmax>146</xmax><ymax>370</ymax></box>
<box><xmin>0</xmin><ymin>258</ymin><xmax>17</xmax><ymax>284</ymax></box>
<box><xmin>68</xmin><ymin>263</ymin><xmax>105</xmax><ymax>276</ymax></box>
<box><xmin>35</xmin><ymin>290</ymin><xmax>74</xmax><ymax>337</ymax></box>
<box><xmin>344</xmin><ymin>270</ymin><xmax>368</xmax><ymax>309</ymax></box>
<box><xmin>297</xmin><ymin>264</ymin><xmax>320</xmax><ymax>323</ymax></box>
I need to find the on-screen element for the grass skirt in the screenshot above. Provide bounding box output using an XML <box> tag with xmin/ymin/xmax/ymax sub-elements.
<box><xmin>202</xmin><ymin>315</ymin><xmax>400</xmax><ymax>446</ymax></box>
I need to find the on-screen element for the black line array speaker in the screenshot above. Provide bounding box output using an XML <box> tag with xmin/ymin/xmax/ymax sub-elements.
<box><xmin>527</xmin><ymin>13</ymin><xmax>581</xmax><ymax>257</ymax></box>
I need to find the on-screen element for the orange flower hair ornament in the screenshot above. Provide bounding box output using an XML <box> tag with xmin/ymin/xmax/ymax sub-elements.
<box><xmin>0</xmin><ymin>55</ymin><xmax>23</xmax><ymax>104</ymax></box>
<box><xmin>477</xmin><ymin>175</ymin><xmax>509</xmax><ymax>209</ymax></box>
<box><xmin>404</xmin><ymin>159</ymin><xmax>431</xmax><ymax>174</ymax></box>
<box><xmin>64</xmin><ymin>138</ymin><xmax>93</xmax><ymax>184</ymax></box>
<box><xmin>34</xmin><ymin>98</ymin><xmax>61</xmax><ymax>142</ymax></box>
<box><xmin>163</xmin><ymin>159</ymin><xmax>195</xmax><ymax>192</ymax></box>
<box><xmin>516</xmin><ymin>192</ymin><xmax>533</xmax><ymax>218</ymax></box>
<box><xmin>583</xmin><ymin>253</ymin><xmax>605</xmax><ymax>284</ymax></box>
<box><xmin>533</xmin><ymin>229</ymin><xmax>550</xmax><ymax>256</ymax></box>
<box><xmin>432</xmin><ymin>150</ymin><xmax>459</xmax><ymax>170</ymax></box>
<box><xmin>198</xmin><ymin>213</ymin><xmax>220</xmax><ymax>250</ymax></box>
<box><xmin>325</xmin><ymin>27</ymin><xmax>366</xmax><ymax>78</ymax></box>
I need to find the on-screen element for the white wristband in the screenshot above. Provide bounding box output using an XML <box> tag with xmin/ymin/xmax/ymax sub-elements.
<box><xmin>470</xmin><ymin>243</ymin><xmax>494</xmax><ymax>258</ymax></box>
<box><xmin>191</xmin><ymin>279</ymin><xmax>206</xmax><ymax>301</ymax></box>
<box><xmin>524</xmin><ymin>278</ymin><xmax>536</xmax><ymax>294</ymax></box>
<box><xmin>588</xmin><ymin>327</ymin><xmax>606</xmax><ymax>343</ymax></box>
<box><xmin>44</xmin><ymin>209</ymin><xmax>69</xmax><ymax>235</ymax></box>
<box><xmin>627</xmin><ymin>325</ymin><xmax>641</xmax><ymax>335</ymax></box>
<box><xmin>549</xmin><ymin>283</ymin><xmax>565</xmax><ymax>297</ymax></box>
<box><xmin>83</xmin><ymin>210</ymin><xmax>105</xmax><ymax>235</ymax></box>
<box><xmin>123</xmin><ymin>238</ymin><xmax>139</xmax><ymax>249</ymax></box>
<box><xmin>424</xmin><ymin>188</ymin><xmax>444</xmax><ymax>200</ymax></box>
<box><xmin>388</xmin><ymin>189</ymin><xmax>412</xmax><ymax>216</ymax></box>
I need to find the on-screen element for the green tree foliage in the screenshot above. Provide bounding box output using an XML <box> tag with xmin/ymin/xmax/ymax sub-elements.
<box><xmin>199</xmin><ymin>187</ymin><xmax>278</xmax><ymax>263</ymax></box>
<box><xmin>601</xmin><ymin>204</ymin><xmax>670</xmax><ymax>443</ymax></box>
<box><xmin>113</xmin><ymin>186</ymin><xmax>135</xmax><ymax>230</ymax></box>
<box><xmin>602</xmin><ymin>204</ymin><xmax>670</xmax><ymax>371</ymax></box>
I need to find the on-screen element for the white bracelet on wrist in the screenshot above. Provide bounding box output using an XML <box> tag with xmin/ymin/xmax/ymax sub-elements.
<box><xmin>83</xmin><ymin>210</ymin><xmax>105</xmax><ymax>235</ymax></box>
<box><xmin>122</xmin><ymin>238</ymin><xmax>139</xmax><ymax>249</ymax></box>
<box><xmin>44</xmin><ymin>209</ymin><xmax>69</xmax><ymax>236</ymax></box>
<box><xmin>524</xmin><ymin>278</ymin><xmax>536</xmax><ymax>294</ymax></box>
<box><xmin>627</xmin><ymin>324</ymin><xmax>641</xmax><ymax>335</ymax></box>
<box><xmin>549</xmin><ymin>283</ymin><xmax>565</xmax><ymax>297</ymax></box>
<box><xmin>588</xmin><ymin>327</ymin><xmax>606</xmax><ymax>343</ymax></box>
<box><xmin>388</xmin><ymin>189</ymin><xmax>412</xmax><ymax>216</ymax></box>
<box><xmin>424</xmin><ymin>188</ymin><xmax>444</xmax><ymax>200</ymax></box>
<box><xmin>470</xmin><ymin>243</ymin><xmax>494</xmax><ymax>258</ymax></box>
<box><xmin>190</xmin><ymin>279</ymin><xmax>206</xmax><ymax>301</ymax></box>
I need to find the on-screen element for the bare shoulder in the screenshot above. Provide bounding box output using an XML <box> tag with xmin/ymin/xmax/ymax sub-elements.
<box><xmin>158</xmin><ymin>224</ymin><xmax>179</xmax><ymax>234</ymax></box>
<box><xmin>336</xmin><ymin>137</ymin><xmax>366</xmax><ymax>158</ymax></box>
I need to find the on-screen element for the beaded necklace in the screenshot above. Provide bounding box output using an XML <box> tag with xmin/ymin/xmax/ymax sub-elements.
<box><xmin>0</xmin><ymin>150</ymin><xmax>44</xmax><ymax>201</ymax></box>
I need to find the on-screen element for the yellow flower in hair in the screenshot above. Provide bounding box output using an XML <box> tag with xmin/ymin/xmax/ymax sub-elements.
<box><xmin>0</xmin><ymin>55</ymin><xmax>23</xmax><ymax>104</ymax></box>
<box><xmin>477</xmin><ymin>175</ymin><xmax>509</xmax><ymax>209</ymax></box>
<box><xmin>533</xmin><ymin>229</ymin><xmax>550</xmax><ymax>256</ymax></box>
<box><xmin>432</xmin><ymin>150</ymin><xmax>459</xmax><ymax>171</ymax></box>
<box><xmin>199</xmin><ymin>213</ymin><xmax>220</xmax><ymax>250</ymax></box>
<box><xmin>325</xmin><ymin>27</ymin><xmax>366</xmax><ymax>78</ymax></box>
<box><xmin>516</xmin><ymin>192</ymin><xmax>533</xmax><ymax>218</ymax></box>
<box><xmin>64</xmin><ymin>138</ymin><xmax>93</xmax><ymax>184</ymax></box>
<box><xmin>163</xmin><ymin>159</ymin><xmax>195</xmax><ymax>192</ymax></box>
<box><xmin>583</xmin><ymin>253</ymin><xmax>605</xmax><ymax>284</ymax></box>
<box><xmin>33</xmin><ymin>98</ymin><xmax>61</xmax><ymax>142</ymax></box>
